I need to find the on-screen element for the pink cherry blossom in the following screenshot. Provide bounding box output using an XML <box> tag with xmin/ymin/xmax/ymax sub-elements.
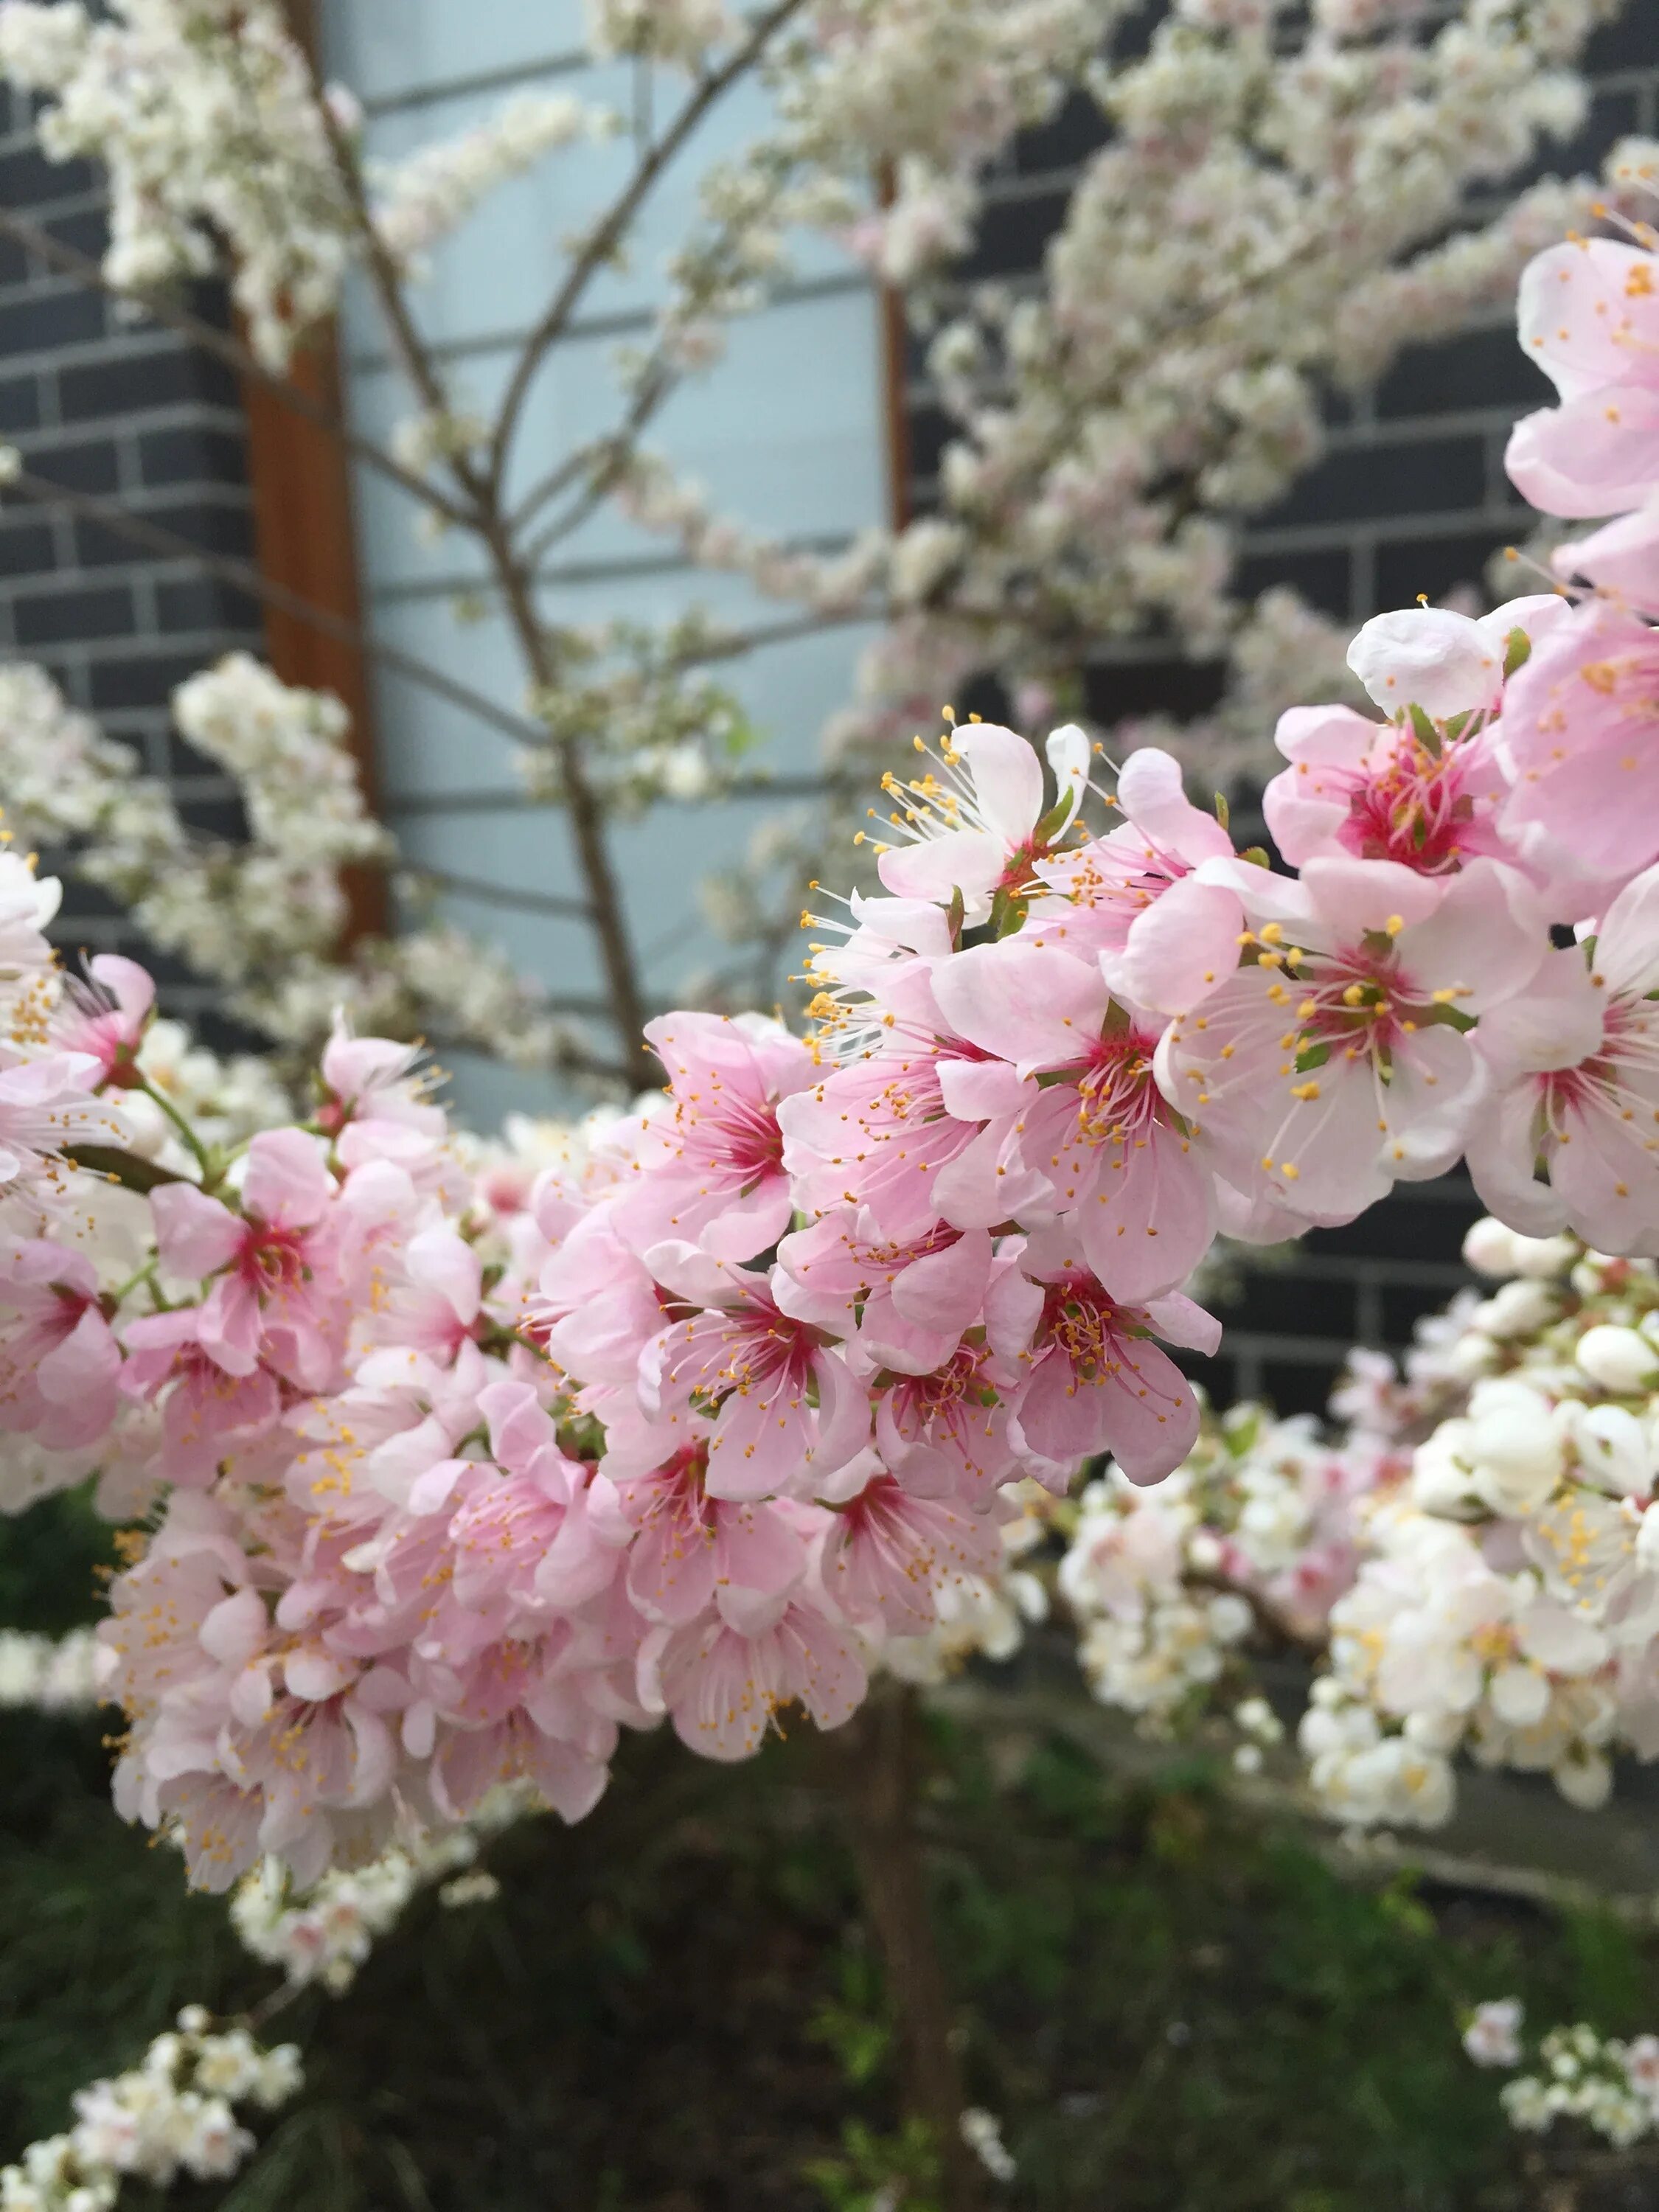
<box><xmin>602</xmin><ymin>1436</ymin><xmax>807</xmax><ymax>1630</ymax></box>
<box><xmin>641</xmin><ymin>1599</ymin><xmax>866</xmax><ymax>1760</ymax></box>
<box><xmin>1500</xmin><ymin>607</ymin><xmax>1659</xmax><ymax>880</ymax></box>
<box><xmin>120</xmin><ymin>1307</ymin><xmax>283</xmax><ymax>1483</ymax></box>
<box><xmin>611</xmin><ymin>1011</ymin><xmax>813</xmax><ymax>1261</ymax></box>
<box><xmin>773</xmin><ymin>1207</ymin><xmax>993</xmax><ymax>1375</ymax></box>
<box><xmin>55</xmin><ymin>953</ymin><xmax>155</xmax><ymax>1086</ymax></box>
<box><xmin>1030</xmin><ymin>747</ymin><xmax>1244</xmax><ymax>1016</ymax></box>
<box><xmin>778</xmin><ymin>1022</ymin><xmax>1013</xmax><ymax>1242</ymax></box>
<box><xmin>1157</xmin><ymin>857</ymin><xmax>1543</xmax><ymax>1225</ymax></box>
<box><xmin>0</xmin><ymin>1235</ymin><xmax>120</xmax><ymax>1448</ymax></box>
<box><xmin>875</xmin><ymin>721</ymin><xmax>1088</xmax><ymax>920</ymax></box>
<box><xmin>639</xmin><ymin>1247</ymin><xmax>870</xmax><ymax>1500</ymax></box>
<box><xmin>984</xmin><ymin>1232</ymin><xmax>1220</xmax><ymax>1484</ymax></box>
<box><xmin>814</xmin><ymin>1472</ymin><xmax>1003</xmax><ymax>1635</ymax></box>
<box><xmin>929</xmin><ymin>936</ymin><xmax>1214</xmax><ymax>1299</ymax></box>
<box><xmin>526</xmin><ymin>1201</ymin><xmax>671</xmax><ymax>1407</ymax></box>
<box><xmin>0</xmin><ymin>1046</ymin><xmax>123</xmax><ymax>1200</ymax></box>
<box><xmin>873</xmin><ymin>1338</ymin><xmax>1020</xmax><ymax>1503</ymax></box>
<box><xmin>149</xmin><ymin>1130</ymin><xmax>344</xmax><ymax>1388</ymax></box>
<box><xmin>1505</xmin><ymin>238</ymin><xmax>1659</xmax><ymax>525</ymax></box>
<box><xmin>1467</xmin><ymin>861</ymin><xmax>1659</xmax><ymax>1251</ymax></box>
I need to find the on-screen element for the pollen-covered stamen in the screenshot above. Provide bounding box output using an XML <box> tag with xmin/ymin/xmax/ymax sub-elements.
<box><xmin>673</xmin><ymin>1305</ymin><xmax>821</xmax><ymax>1416</ymax></box>
<box><xmin>1071</xmin><ymin>1024</ymin><xmax>1161</xmax><ymax>1147</ymax></box>
<box><xmin>670</xmin><ymin>1079</ymin><xmax>783</xmax><ymax>1186</ymax></box>
<box><xmin>1343</xmin><ymin>734</ymin><xmax>1487</xmax><ymax>873</ymax></box>
<box><xmin>241</xmin><ymin>1222</ymin><xmax>311</xmax><ymax>1298</ymax></box>
<box><xmin>1533</xmin><ymin>999</ymin><xmax>1659</xmax><ymax>1162</ymax></box>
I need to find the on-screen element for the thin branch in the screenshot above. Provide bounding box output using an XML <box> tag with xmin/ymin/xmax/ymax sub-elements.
<box><xmin>403</xmin><ymin>868</ymin><xmax>595</xmax><ymax>919</ymax></box>
<box><xmin>486</xmin><ymin>0</ymin><xmax>813</xmax><ymax>500</ymax></box>
<box><xmin>305</xmin><ymin>63</ymin><xmax>493</xmax><ymax>522</ymax></box>
<box><xmin>7</xmin><ymin>464</ymin><xmax>553</xmax><ymax>753</ymax></box>
<box><xmin>0</xmin><ymin>206</ymin><xmax>473</xmax><ymax>532</ymax></box>
<box><xmin>510</xmin><ymin>362</ymin><xmax>678</xmax><ymax>544</ymax></box>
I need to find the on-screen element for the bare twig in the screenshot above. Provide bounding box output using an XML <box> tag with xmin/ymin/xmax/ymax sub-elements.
<box><xmin>296</xmin><ymin>40</ymin><xmax>659</xmax><ymax>1086</ymax></box>
<box><xmin>0</xmin><ymin>206</ymin><xmax>471</xmax><ymax>532</ymax></box>
<box><xmin>406</xmin><ymin>868</ymin><xmax>595</xmax><ymax>920</ymax></box>
<box><xmin>485</xmin><ymin>0</ymin><xmax>813</xmax><ymax>501</ymax></box>
<box><xmin>515</xmin><ymin>365</ymin><xmax>678</xmax><ymax>557</ymax></box>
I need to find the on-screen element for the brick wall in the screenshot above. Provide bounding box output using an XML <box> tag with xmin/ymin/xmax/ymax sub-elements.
<box><xmin>903</xmin><ymin>7</ymin><xmax>1659</xmax><ymax>1415</ymax></box>
<box><xmin>0</xmin><ymin>83</ymin><xmax>265</xmax><ymax>1038</ymax></box>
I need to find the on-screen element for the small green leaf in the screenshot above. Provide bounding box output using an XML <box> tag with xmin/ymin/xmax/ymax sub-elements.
<box><xmin>1503</xmin><ymin>625</ymin><xmax>1531</xmax><ymax>677</ymax></box>
<box><xmin>63</xmin><ymin>1144</ymin><xmax>191</xmax><ymax>1194</ymax></box>
<box><xmin>1034</xmin><ymin>795</ymin><xmax>1075</xmax><ymax>845</ymax></box>
<box><xmin>1294</xmin><ymin>1040</ymin><xmax>1330</xmax><ymax>1074</ymax></box>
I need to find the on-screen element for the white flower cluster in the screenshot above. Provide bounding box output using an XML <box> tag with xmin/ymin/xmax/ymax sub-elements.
<box><xmin>172</xmin><ymin>655</ymin><xmax>389</xmax><ymax>884</ymax></box>
<box><xmin>605</xmin><ymin>0</ymin><xmax>1622</xmax><ymax>947</ymax></box>
<box><xmin>0</xmin><ymin>0</ymin><xmax>350</xmax><ymax>368</ymax></box>
<box><xmin>783</xmin><ymin>0</ymin><xmax>1119</xmax><ymax>282</ymax></box>
<box><xmin>583</xmin><ymin>0</ymin><xmax>731</xmax><ymax>68</ymax></box>
<box><xmin>230</xmin><ymin>1829</ymin><xmax>484</xmax><ymax>1995</ymax></box>
<box><xmin>1301</xmin><ymin>1223</ymin><xmax>1659</xmax><ymax>1830</ymax></box>
<box><xmin>370</xmin><ymin>94</ymin><xmax>604</xmax><ymax>268</ymax></box>
<box><xmin>0</xmin><ymin>661</ymin><xmax>572</xmax><ymax>1076</ymax></box>
<box><xmin>1465</xmin><ymin>2002</ymin><xmax>1659</xmax><ymax>2149</ymax></box>
<box><xmin>0</xmin><ymin>1628</ymin><xmax>101</xmax><ymax>1714</ymax></box>
<box><xmin>1059</xmin><ymin>1404</ymin><xmax>1380</xmax><ymax>1732</ymax></box>
<box><xmin>0</xmin><ymin>2011</ymin><xmax>300</xmax><ymax>2212</ymax></box>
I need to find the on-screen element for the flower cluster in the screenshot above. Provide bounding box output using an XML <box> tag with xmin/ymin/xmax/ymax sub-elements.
<box><xmin>0</xmin><ymin>1627</ymin><xmax>101</xmax><ymax>1713</ymax></box>
<box><xmin>0</xmin><ymin>2011</ymin><xmax>300</xmax><ymax>2212</ymax></box>
<box><xmin>1466</xmin><ymin>2000</ymin><xmax>1659</xmax><ymax>2148</ymax></box>
<box><xmin>1301</xmin><ymin>1220</ymin><xmax>1659</xmax><ymax>1828</ymax></box>
<box><xmin>228</xmin><ymin>1808</ymin><xmax>514</xmax><ymax>1994</ymax></box>
<box><xmin>1059</xmin><ymin>1403</ymin><xmax>1384</xmax><ymax>1731</ymax></box>
<box><xmin>0</xmin><ymin>0</ymin><xmax>351</xmax><ymax>369</ymax></box>
<box><xmin>0</xmin><ymin>659</ymin><xmax>568</xmax><ymax>1077</ymax></box>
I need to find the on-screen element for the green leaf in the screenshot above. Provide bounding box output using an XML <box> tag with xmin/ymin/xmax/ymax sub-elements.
<box><xmin>1503</xmin><ymin>625</ymin><xmax>1531</xmax><ymax>677</ymax></box>
<box><xmin>62</xmin><ymin>1144</ymin><xmax>192</xmax><ymax>1194</ymax></box>
<box><xmin>1034</xmin><ymin>794</ymin><xmax>1076</xmax><ymax>845</ymax></box>
<box><xmin>1294</xmin><ymin>1040</ymin><xmax>1330</xmax><ymax>1074</ymax></box>
<box><xmin>1408</xmin><ymin>703</ymin><xmax>1439</xmax><ymax>751</ymax></box>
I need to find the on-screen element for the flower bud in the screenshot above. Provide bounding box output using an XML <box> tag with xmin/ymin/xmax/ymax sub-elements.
<box><xmin>1575</xmin><ymin>1325</ymin><xmax>1658</xmax><ymax>1396</ymax></box>
<box><xmin>1507</xmin><ymin>1233</ymin><xmax>1579</xmax><ymax>1281</ymax></box>
<box><xmin>1463</xmin><ymin>1216</ymin><xmax>1518</xmax><ymax>1279</ymax></box>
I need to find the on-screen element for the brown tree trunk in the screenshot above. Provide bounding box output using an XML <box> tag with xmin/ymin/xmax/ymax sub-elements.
<box><xmin>827</xmin><ymin>1684</ymin><xmax>984</xmax><ymax>2212</ymax></box>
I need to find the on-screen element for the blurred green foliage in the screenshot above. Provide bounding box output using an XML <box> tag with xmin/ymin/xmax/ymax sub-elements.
<box><xmin>3</xmin><ymin>1488</ymin><xmax>1657</xmax><ymax>2211</ymax></box>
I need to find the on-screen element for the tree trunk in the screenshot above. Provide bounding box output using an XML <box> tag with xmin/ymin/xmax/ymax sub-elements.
<box><xmin>827</xmin><ymin>1683</ymin><xmax>984</xmax><ymax>2212</ymax></box>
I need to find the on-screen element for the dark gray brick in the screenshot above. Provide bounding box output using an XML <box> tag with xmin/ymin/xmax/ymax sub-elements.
<box><xmin>13</xmin><ymin>581</ymin><xmax>134</xmax><ymax>646</ymax></box>
<box><xmin>138</xmin><ymin>424</ymin><xmax>250</xmax><ymax>490</ymax></box>
<box><xmin>154</xmin><ymin>575</ymin><xmax>263</xmax><ymax>635</ymax></box>
<box><xmin>73</xmin><ymin>496</ymin><xmax>255</xmax><ymax>570</ymax></box>
<box><xmin>21</xmin><ymin>437</ymin><xmax>121</xmax><ymax>495</ymax></box>
<box><xmin>0</xmin><ymin>285</ymin><xmax>105</xmax><ymax>357</ymax></box>
<box><xmin>1260</xmin><ymin>434</ymin><xmax>1488</xmax><ymax>530</ymax></box>
<box><xmin>0</xmin><ymin>373</ymin><xmax>40</xmax><ymax>434</ymax></box>
<box><xmin>58</xmin><ymin>346</ymin><xmax>240</xmax><ymax>422</ymax></box>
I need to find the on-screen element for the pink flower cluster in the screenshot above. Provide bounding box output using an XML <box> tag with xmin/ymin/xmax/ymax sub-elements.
<box><xmin>0</xmin><ymin>199</ymin><xmax>1655</xmax><ymax>1890</ymax></box>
